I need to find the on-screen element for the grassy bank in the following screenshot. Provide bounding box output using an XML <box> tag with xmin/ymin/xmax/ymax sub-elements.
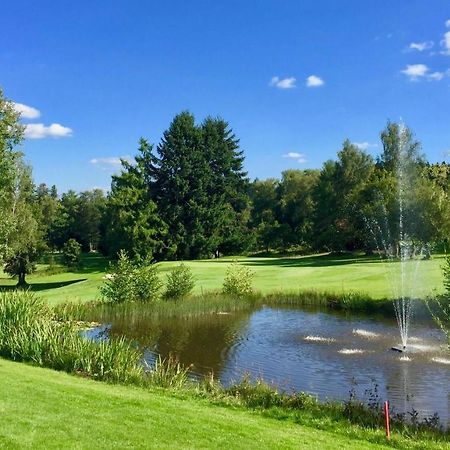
<box><xmin>0</xmin><ymin>291</ymin><xmax>447</xmax><ymax>449</ymax></box>
<box><xmin>0</xmin><ymin>253</ymin><xmax>445</xmax><ymax>305</ymax></box>
<box><xmin>1</xmin><ymin>359</ymin><xmax>448</xmax><ymax>449</ymax></box>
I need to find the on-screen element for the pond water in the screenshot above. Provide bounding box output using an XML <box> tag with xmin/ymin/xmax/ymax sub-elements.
<box><xmin>87</xmin><ymin>305</ymin><xmax>450</xmax><ymax>426</ymax></box>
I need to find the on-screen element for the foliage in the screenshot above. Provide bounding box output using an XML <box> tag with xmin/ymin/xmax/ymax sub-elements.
<box><xmin>133</xmin><ymin>262</ymin><xmax>162</xmax><ymax>302</ymax></box>
<box><xmin>163</xmin><ymin>263</ymin><xmax>195</xmax><ymax>300</ymax></box>
<box><xmin>222</xmin><ymin>261</ymin><xmax>254</xmax><ymax>298</ymax></box>
<box><xmin>149</xmin><ymin>112</ymin><xmax>250</xmax><ymax>259</ymax></box>
<box><xmin>0</xmin><ymin>88</ymin><xmax>24</xmax><ymax>262</ymax></box>
<box><xmin>104</xmin><ymin>140</ymin><xmax>167</xmax><ymax>260</ymax></box>
<box><xmin>100</xmin><ymin>250</ymin><xmax>136</xmax><ymax>303</ymax></box>
<box><xmin>425</xmin><ymin>257</ymin><xmax>450</xmax><ymax>345</ymax></box>
<box><xmin>48</xmin><ymin>189</ymin><xmax>107</xmax><ymax>252</ymax></box>
<box><xmin>0</xmin><ymin>290</ymin><xmax>143</xmax><ymax>383</ymax></box>
<box><xmin>62</xmin><ymin>238</ymin><xmax>82</xmax><ymax>268</ymax></box>
<box><xmin>148</xmin><ymin>355</ymin><xmax>191</xmax><ymax>389</ymax></box>
<box><xmin>3</xmin><ymin>161</ymin><xmax>44</xmax><ymax>285</ymax></box>
<box><xmin>100</xmin><ymin>250</ymin><xmax>161</xmax><ymax>304</ymax></box>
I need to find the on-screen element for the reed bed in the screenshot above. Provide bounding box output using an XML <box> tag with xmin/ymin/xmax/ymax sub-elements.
<box><xmin>55</xmin><ymin>289</ymin><xmax>394</xmax><ymax>324</ymax></box>
<box><xmin>0</xmin><ymin>291</ymin><xmax>143</xmax><ymax>384</ymax></box>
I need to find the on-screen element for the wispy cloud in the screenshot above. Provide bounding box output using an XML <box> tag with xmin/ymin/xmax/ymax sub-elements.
<box><xmin>446</xmin><ymin>19</ymin><xmax>450</xmax><ymax>28</ymax></box>
<box><xmin>24</xmin><ymin>123</ymin><xmax>73</xmax><ymax>139</ymax></box>
<box><xmin>90</xmin><ymin>156</ymin><xmax>133</xmax><ymax>169</ymax></box>
<box><xmin>306</xmin><ymin>75</ymin><xmax>324</xmax><ymax>87</ymax></box>
<box><xmin>352</xmin><ymin>142</ymin><xmax>377</xmax><ymax>151</ymax></box>
<box><xmin>13</xmin><ymin>102</ymin><xmax>41</xmax><ymax>119</ymax></box>
<box><xmin>408</xmin><ymin>41</ymin><xmax>434</xmax><ymax>52</ymax></box>
<box><xmin>283</xmin><ymin>152</ymin><xmax>307</xmax><ymax>163</ymax></box>
<box><xmin>428</xmin><ymin>71</ymin><xmax>445</xmax><ymax>81</ymax></box>
<box><xmin>269</xmin><ymin>76</ymin><xmax>296</xmax><ymax>89</ymax></box>
<box><xmin>441</xmin><ymin>31</ymin><xmax>450</xmax><ymax>55</ymax></box>
<box><xmin>401</xmin><ymin>64</ymin><xmax>429</xmax><ymax>80</ymax></box>
<box><xmin>401</xmin><ymin>64</ymin><xmax>446</xmax><ymax>81</ymax></box>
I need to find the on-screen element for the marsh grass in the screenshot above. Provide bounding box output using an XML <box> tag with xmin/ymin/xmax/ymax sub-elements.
<box><xmin>148</xmin><ymin>354</ymin><xmax>191</xmax><ymax>389</ymax></box>
<box><xmin>56</xmin><ymin>289</ymin><xmax>394</xmax><ymax>325</ymax></box>
<box><xmin>0</xmin><ymin>291</ymin><xmax>143</xmax><ymax>383</ymax></box>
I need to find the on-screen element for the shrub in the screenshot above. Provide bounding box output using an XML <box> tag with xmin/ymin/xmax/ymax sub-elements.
<box><xmin>101</xmin><ymin>251</ymin><xmax>161</xmax><ymax>304</ymax></box>
<box><xmin>133</xmin><ymin>263</ymin><xmax>162</xmax><ymax>302</ymax></box>
<box><xmin>100</xmin><ymin>250</ymin><xmax>135</xmax><ymax>303</ymax></box>
<box><xmin>62</xmin><ymin>239</ymin><xmax>82</xmax><ymax>268</ymax></box>
<box><xmin>222</xmin><ymin>260</ymin><xmax>254</xmax><ymax>298</ymax></box>
<box><xmin>163</xmin><ymin>263</ymin><xmax>195</xmax><ymax>300</ymax></box>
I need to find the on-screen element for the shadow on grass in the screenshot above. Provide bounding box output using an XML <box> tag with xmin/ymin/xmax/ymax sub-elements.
<box><xmin>0</xmin><ymin>279</ymin><xmax>87</xmax><ymax>292</ymax></box>
<box><xmin>196</xmin><ymin>254</ymin><xmax>387</xmax><ymax>268</ymax></box>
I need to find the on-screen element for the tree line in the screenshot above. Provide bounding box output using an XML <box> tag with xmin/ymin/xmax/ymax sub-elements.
<box><xmin>1</xmin><ymin>88</ymin><xmax>449</xmax><ymax>284</ymax></box>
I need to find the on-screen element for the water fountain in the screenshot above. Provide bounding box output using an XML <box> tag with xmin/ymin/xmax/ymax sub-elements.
<box><xmin>366</xmin><ymin>124</ymin><xmax>425</xmax><ymax>352</ymax></box>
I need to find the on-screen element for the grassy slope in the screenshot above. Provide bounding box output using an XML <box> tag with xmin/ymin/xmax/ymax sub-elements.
<box><xmin>0</xmin><ymin>359</ymin><xmax>391</xmax><ymax>450</ymax></box>
<box><xmin>0</xmin><ymin>253</ymin><xmax>445</xmax><ymax>305</ymax></box>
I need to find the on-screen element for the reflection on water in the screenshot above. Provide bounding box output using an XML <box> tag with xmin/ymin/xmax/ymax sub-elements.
<box><xmin>87</xmin><ymin>305</ymin><xmax>450</xmax><ymax>426</ymax></box>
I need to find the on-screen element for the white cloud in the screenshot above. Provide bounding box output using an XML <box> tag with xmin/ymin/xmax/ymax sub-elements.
<box><xmin>441</xmin><ymin>31</ymin><xmax>450</xmax><ymax>55</ymax></box>
<box><xmin>446</xmin><ymin>19</ymin><xmax>450</xmax><ymax>28</ymax></box>
<box><xmin>12</xmin><ymin>102</ymin><xmax>41</xmax><ymax>119</ymax></box>
<box><xmin>428</xmin><ymin>71</ymin><xmax>445</xmax><ymax>81</ymax></box>
<box><xmin>269</xmin><ymin>76</ymin><xmax>296</xmax><ymax>89</ymax></box>
<box><xmin>408</xmin><ymin>41</ymin><xmax>434</xmax><ymax>52</ymax></box>
<box><xmin>283</xmin><ymin>152</ymin><xmax>307</xmax><ymax>163</ymax></box>
<box><xmin>401</xmin><ymin>64</ymin><xmax>429</xmax><ymax>80</ymax></box>
<box><xmin>306</xmin><ymin>75</ymin><xmax>324</xmax><ymax>87</ymax></box>
<box><xmin>24</xmin><ymin>123</ymin><xmax>73</xmax><ymax>139</ymax></box>
<box><xmin>352</xmin><ymin>142</ymin><xmax>377</xmax><ymax>151</ymax></box>
<box><xmin>90</xmin><ymin>156</ymin><xmax>133</xmax><ymax>168</ymax></box>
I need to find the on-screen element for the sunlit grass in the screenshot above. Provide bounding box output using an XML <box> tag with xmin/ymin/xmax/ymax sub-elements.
<box><xmin>0</xmin><ymin>252</ymin><xmax>445</xmax><ymax>305</ymax></box>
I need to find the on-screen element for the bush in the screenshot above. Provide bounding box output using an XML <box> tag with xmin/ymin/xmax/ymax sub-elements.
<box><xmin>100</xmin><ymin>250</ymin><xmax>136</xmax><ymax>303</ymax></box>
<box><xmin>133</xmin><ymin>263</ymin><xmax>162</xmax><ymax>302</ymax></box>
<box><xmin>62</xmin><ymin>239</ymin><xmax>82</xmax><ymax>268</ymax></box>
<box><xmin>222</xmin><ymin>260</ymin><xmax>254</xmax><ymax>298</ymax></box>
<box><xmin>101</xmin><ymin>251</ymin><xmax>161</xmax><ymax>304</ymax></box>
<box><xmin>163</xmin><ymin>263</ymin><xmax>195</xmax><ymax>300</ymax></box>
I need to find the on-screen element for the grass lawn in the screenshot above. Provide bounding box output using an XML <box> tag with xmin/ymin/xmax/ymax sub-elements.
<box><xmin>0</xmin><ymin>253</ymin><xmax>445</xmax><ymax>305</ymax></box>
<box><xmin>0</xmin><ymin>358</ymin><xmax>433</xmax><ymax>449</ymax></box>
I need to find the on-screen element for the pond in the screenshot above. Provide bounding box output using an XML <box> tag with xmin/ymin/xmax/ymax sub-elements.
<box><xmin>86</xmin><ymin>304</ymin><xmax>450</xmax><ymax>426</ymax></box>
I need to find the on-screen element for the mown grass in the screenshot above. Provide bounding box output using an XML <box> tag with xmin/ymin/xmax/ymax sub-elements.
<box><xmin>0</xmin><ymin>252</ymin><xmax>445</xmax><ymax>305</ymax></box>
<box><xmin>0</xmin><ymin>358</ymin><xmax>394</xmax><ymax>450</ymax></box>
<box><xmin>0</xmin><ymin>357</ymin><xmax>448</xmax><ymax>449</ymax></box>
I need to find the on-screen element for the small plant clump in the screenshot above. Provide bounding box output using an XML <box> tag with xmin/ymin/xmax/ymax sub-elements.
<box><xmin>62</xmin><ymin>238</ymin><xmax>82</xmax><ymax>268</ymax></box>
<box><xmin>163</xmin><ymin>263</ymin><xmax>195</xmax><ymax>300</ymax></box>
<box><xmin>148</xmin><ymin>355</ymin><xmax>191</xmax><ymax>389</ymax></box>
<box><xmin>101</xmin><ymin>250</ymin><xmax>161</xmax><ymax>303</ymax></box>
<box><xmin>222</xmin><ymin>260</ymin><xmax>254</xmax><ymax>298</ymax></box>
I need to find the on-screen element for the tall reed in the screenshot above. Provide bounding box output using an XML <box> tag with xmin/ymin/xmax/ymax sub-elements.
<box><xmin>0</xmin><ymin>291</ymin><xmax>143</xmax><ymax>383</ymax></box>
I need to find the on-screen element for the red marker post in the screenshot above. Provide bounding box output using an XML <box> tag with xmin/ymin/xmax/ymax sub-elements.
<box><xmin>384</xmin><ymin>401</ymin><xmax>391</xmax><ymax>440</ymax></box>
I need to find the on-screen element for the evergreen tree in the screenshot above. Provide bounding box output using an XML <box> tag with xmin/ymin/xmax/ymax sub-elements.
<box><xmin>150</xmin><ymin>112</ymin><xmax>250</xmax><ymax>259</ymax></box>
<box><xmin>104</xmin><ymin>139</ymin><xmax>167</xmax><ymax>260</ymax></box>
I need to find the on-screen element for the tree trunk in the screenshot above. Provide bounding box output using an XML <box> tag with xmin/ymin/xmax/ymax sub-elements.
<box><xmin>17</xmin><ymin>271</ymin><xmax>26</xmax><ymax>287</ymax></box>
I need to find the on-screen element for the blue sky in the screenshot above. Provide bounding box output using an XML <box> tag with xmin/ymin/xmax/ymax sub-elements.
<box><xmin>1</xmin><ymin>1</ymin><xmax>450</xmax><ymax>192</ymax></box>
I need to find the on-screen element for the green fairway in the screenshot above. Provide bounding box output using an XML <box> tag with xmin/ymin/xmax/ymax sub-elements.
<box><xmin>0</xmin><ymin>253</ymin><xmax>445</xmax><ymax>305</ymax></box>
<box><xmin>0</xmin><ymin>358</ymin><xmax>433</xmax><ymax>449</ymax></box>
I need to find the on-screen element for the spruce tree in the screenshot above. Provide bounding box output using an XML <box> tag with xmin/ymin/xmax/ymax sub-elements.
<box><xmin>105</xmin><ymin>139</ymin><xmax>167</xmax><ymax>260</ymax></box>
